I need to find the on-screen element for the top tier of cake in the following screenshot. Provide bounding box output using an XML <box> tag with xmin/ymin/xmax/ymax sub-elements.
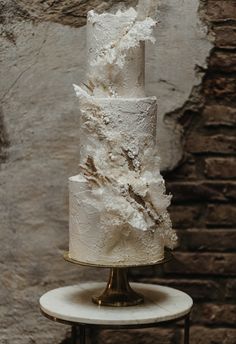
<box><xmin>86</xmin><ymin>8</ymin><xmax>156</xmax><ymax>98</ymax></box>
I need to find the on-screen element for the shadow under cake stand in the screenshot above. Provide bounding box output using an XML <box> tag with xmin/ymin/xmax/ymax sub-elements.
<box><xmin>39</xmin><ymin>251</ymin><xmax>193</xmax><ymax>343</ymax></box>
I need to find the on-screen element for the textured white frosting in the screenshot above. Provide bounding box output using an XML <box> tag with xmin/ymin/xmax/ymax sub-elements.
<box><xmin>86</xmin><ymin>8</ymin><xmax>156</xmax><ymax>98</ymax></box>
<box><xmin>69</xmin><ymin>175</ymin><xmax>164</xmax><ymax>266</ymax></box>
<box><xmin>69</xmin><ymin>6</ymin><xmax>177</xmax><ymax>266</ymax></box>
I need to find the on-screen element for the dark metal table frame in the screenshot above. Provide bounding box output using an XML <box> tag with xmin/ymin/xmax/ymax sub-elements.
<box><xmin>41</xmin><ymin>310</ymin><xmax>191</xmax><ymax>344</ymax></box>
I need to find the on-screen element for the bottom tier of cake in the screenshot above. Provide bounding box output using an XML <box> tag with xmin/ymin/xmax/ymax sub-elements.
<box><xmin>69</xmin><ymin>175</ymin><xmax>165</xmax><ymax>266</ymax></box>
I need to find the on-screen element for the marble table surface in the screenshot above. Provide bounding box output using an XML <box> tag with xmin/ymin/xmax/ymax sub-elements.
<box><xmin>40</xmin><ymin>282</ymin><xmax>193</xmax><ymax>326</ymax></box>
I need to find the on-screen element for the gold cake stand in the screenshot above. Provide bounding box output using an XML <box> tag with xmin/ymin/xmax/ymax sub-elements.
<box><xmin>64</xmin><ymin>250</ymin><xmax>172</xmax><ymax>307</ymax></box>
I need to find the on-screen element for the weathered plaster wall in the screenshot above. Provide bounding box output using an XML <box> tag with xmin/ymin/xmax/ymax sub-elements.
<box><xmin>0</xmin><ymin>0</ymin><xmax>138</xmax><ymax>28</ymax></box>
<box><xmin>0</xmin><ymin>1</ymin><xmax>214</xmax><ymax>343</ymax></box>
<box><xmin>146</xmin><ymin>0</ymin><xmax>213</xmax><ymax>170</ymax></box>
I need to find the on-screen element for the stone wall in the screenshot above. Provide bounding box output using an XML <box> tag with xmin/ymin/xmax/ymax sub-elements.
<box><xmin>0</xmin><ymin>0</ymin><xmax>235</xmax><ymax>343</ymax></box>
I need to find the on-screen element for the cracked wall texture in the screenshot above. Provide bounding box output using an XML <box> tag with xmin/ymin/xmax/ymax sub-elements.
<box><xmin>1</xmin><ymin>0</ymin><xmax>234</xmax><ymax>344</ymax></box>
<box><xmin>0</xmin><ymin>0</ymin><xmax>138</xmax><ymax>27</ymax></box>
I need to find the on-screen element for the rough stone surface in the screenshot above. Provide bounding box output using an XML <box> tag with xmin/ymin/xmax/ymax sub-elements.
<box><xmin>177</xmin><ymin>229</ymin><xmax>236</xmax><ymax>252</ymax></box>
<box><xmin>214</xmin><ymin>26</ymin><xmax>236</xmax><ymax>49</ymax></box>
<box><xmin>209</xmin><ymin>50</ymin><xmax>236</xmax><ymax>72</ymax></box>
<box><xmin>204</xmin><ymin>75</ymin><xmax>236</xmax><ymax>101</ymax></box>
<box><xmin>202</xmin><ymin>105</ymin><xmax>236</xmax><ymax>127</ymax></box>
<box><xmin>225</xmin><ymin>279</ymin><xmax>236</xmax><ymax>300</ymax></box>
<box><xmin>186</xmin><ymin>134</ymin><xmax>236</xmax><ymax>154</ymax></box>
<box><xmin>206</xmin><ymin>204</ymin><xmax>236</xmax><ymax>227</ymax></box>
<box><xmin>0</xmin><ymin>107</ymin><xmax>9</xmax><ymax>162</ymax></box>
<box><xmin>204</xmin><ymin>157</ymin><xmax>236</xmax><ymax>179</ymax></box>
<box><xmin>206</xmin><ymin>0</ymin><xmax>236</xmax><ymax>21</ymax></box>
<box><xmin>189</xmin><ymin>327</ymin><xmax>236</xmax><ymax>344</ymax></box>
<box><xmin>95</xmin><ymin>328</ymin><xmax>177</xmax><ymax>344</ymax></box>
<box><xmin>0</xmin><ymin>0</ymin><xmax>235</xmax><ymax>343</ymax></box>
<box><xmin>0</xmin><ymin>0</ymin><xmax>138</xmax><ymax>27</ymax></box>
<box><xmin>183</xmin><ymin>181</ymin><xmax>234</xmax><ymax>203</ymax></box>
<box><xmin>164</xmin><ymin>252</ymin><xmax>236</xmax><ymax>276</ymax></box>
<box><xmin>169</xmin><ymin>205</ymin><xmax>203</xmax><ymax>229</ymax></box>
<box><xmin>138</xmin><ymin>277</ymin><xmax>235</xmax><ymax>302</ymax></box>
<box><xmin>168</xmin><ymin>181</ymin><xmax>236</xmax><ymax>203</ymax></box>
<box><xmin>192</xmin><ymin>304</ymin><xmax>236</xmax><ymax>326</ymax></box>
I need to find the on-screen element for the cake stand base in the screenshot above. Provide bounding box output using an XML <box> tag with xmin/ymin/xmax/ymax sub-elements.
<box><xmin>92</xmin><ymin>268</ymin><xmax>143</xmax><ymax>306</ymax></box>
<box><xmin>64</xmin><ymin>250</ymin><xmax>172</xmax><ymax>307</ymax></box>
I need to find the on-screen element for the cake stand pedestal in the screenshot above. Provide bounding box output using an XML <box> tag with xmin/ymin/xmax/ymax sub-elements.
<box><xmin>40</xmin><ymin>282</ymin><xmax>193</xmax><ymax>344</ymax></box>
<box><xmin>63</xmin><ymin>250</ymin><xmax>172</xmax><ymax>307</ymax></box>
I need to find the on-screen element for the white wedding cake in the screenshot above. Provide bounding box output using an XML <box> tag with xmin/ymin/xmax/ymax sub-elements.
<box><xmin>69</xmin><ymin>4</ymin><xmax>177</xmax><ymax>267</ymax></box>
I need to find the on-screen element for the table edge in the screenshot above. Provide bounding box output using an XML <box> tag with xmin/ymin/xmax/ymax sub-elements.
<box><xmin>40</xmin><ymin>307</ymin><xmax>192</xmax><ymax>328</ymax></box>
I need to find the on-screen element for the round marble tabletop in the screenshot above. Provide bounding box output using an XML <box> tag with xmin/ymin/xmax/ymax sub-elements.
<box><xmin>40</xmin><ymin>282</ymin><xmax>193</xmax><ymax>326</ymax></box>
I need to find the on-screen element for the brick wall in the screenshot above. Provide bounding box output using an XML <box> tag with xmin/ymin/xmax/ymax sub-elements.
<box><xmin>97</xmin><ymin>1</ymin><xmax>236</xmax><ymax>343</ymax></box>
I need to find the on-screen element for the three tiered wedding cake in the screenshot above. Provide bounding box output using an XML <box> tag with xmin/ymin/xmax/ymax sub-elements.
<box><xmin>69</xmin><ymin>4</ymin><xmax>177</xmax><ymax>266</ymax></box>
